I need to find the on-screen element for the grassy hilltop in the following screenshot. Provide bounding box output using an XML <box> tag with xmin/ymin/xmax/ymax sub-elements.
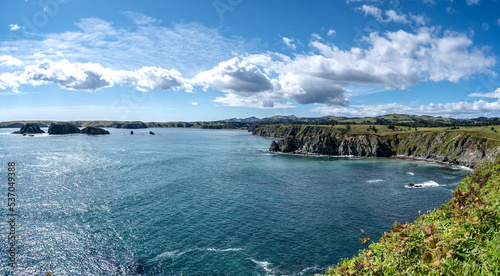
<box><xmin>319</xmin><ymin>156</ymin><xmax>500</xmax><ymax>276</ymax></box>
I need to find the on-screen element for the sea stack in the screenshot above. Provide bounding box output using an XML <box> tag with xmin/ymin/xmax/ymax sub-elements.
<box><xmin>48</xmin><ymin>122</ymin><xmax>81</xmax><ymax>134</ymax></box>
<box><xmin>80</xmin><ymin>126</ymin><xmax>110</xmax><ymax>135</ymax></box>
<box><xmin>12</xmin><ymin>123</ymin><xmax>45</xmax><ymax>134</ymax></box>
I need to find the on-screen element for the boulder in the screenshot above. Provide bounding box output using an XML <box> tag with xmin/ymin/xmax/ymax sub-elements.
<box><xmin>48</xmin><ymin>123</ymin><xmax>80</xmax><ymax>134</ymax></box>
<box><xmin>80</xmin><ymin>127</ymin><xmax>110</xmax><ymax>135</ymax></box>
<box><xmin>13</xmin><ymin>123</ymin><xmax>45</xmax><ymax>134</ymax></box>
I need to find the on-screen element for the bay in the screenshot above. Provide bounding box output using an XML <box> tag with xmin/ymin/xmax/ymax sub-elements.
<box><xmin>0</xmin><ymin>128</ymin><xmax>470</xmax><ymax>275</ymax></box>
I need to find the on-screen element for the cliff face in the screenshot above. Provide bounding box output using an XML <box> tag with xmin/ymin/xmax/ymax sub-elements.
<box><xmin>253</xmin><ymin>125</ymin><xmax>500</xmax><ymax>168</ymax></box>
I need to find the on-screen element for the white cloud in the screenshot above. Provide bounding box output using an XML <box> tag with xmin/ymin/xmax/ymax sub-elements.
<box><xmin>0</xmin><ymin>55</ymin><xmax>24</xmax><ymax>66</ymax></box>
<box><xmin>313</xmin><ymin>99</ymin><xmax>500</xmax><ymax>117</ymax></box>
<box><xmin>469</xmin><ymin>88</ymin><xmax>500</xmax><ymax>98</ymax></box>
<box><xmin>446</xmin><ymin>7</ymin><xmax>456</xmax><ymax>14</ymax></box>
<box><xmin>194</xmin><ymin>57</ymin><xmax>274</xmax><ymax>95</ymax></box>
<box><xmin>9</xmin><ymin>24</ymin><xmax>20</xmax><ymax>31</ymax></box>
<box><xmin>357</xmin><ymin>5</ymin><xmax>426</xmax><ymax>25</ymax></box>
<box><xmin>191</xmin><ymin>102</ymin><xmax>198</xmax><ymax>105</ymax></box>
<box><xmin>466</xmin><ymin>0</ymin><xmax>480</xmax><ymax>5</ymax></box>
<box><xmin>327</xmin><ymin>29</ymin><xmax>336</xmax><ymax>37</ymax></box>
<box><xmin>0</xmin><ymin>17</ymin><xmax>256</xmax><ymax>75</ymax></box>
<box><xmin>358</xmin><ymin>5</ymin><xmax>382</xmax><ymax>21</ymax></box>
<box><xmin>384</xmin><ymin>10</ymin><xmax>409</xmax><ymax>24</ymax></box>
<box><xmin>311</xmin><ymin>33</ymin><xmax>323</xmax><ymax>40</ymax></box>
<box><xmin>282</xmin><ymin>37</ymin><xmax>296</xmax><ymax>50</ymax></box>
<box><xmin>0</xmin><ymin>58</ymin><xmax>190</xmax><ymax>92</ymax></box>
<box><xmin>497</xmin><ymin>18</ymin><xmax>500</xmax><ymax>26</ymax></box>
<box><xmin>222</xmin><ymin>27</ymin><xmax>495</xmax><ymax>109</ymax></box>
<box><xmin>121</xmin><ymin>11</ymin><xmax>160</xmax><ymax>25</ymax></box>
<box><xmin>482</xmin><ymin>23</ymin><xmax>489</xmax><ymax>31</ymax></box>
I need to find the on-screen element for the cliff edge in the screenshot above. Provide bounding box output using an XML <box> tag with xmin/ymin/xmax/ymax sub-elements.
<box><xmin>253</xmin><ymin>125</ymin><xmax>500</xmax><ymax>168</ymax></box>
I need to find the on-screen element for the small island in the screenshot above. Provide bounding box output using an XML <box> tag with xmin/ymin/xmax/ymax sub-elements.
<box><xmin>12</xmin><ymin>123</ymin><xmax>45</xmax><ymax>134</ymax></box>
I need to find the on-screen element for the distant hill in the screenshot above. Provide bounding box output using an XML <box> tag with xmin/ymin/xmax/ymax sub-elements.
<box><xmin>2</xmin><ymin>114</ymin><xmax>500</xmax><ymax>129</ymax></box>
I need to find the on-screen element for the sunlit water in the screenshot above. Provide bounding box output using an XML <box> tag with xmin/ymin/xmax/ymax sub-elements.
<box><xmin>0</xmin><ymin>128</ymin><xmax>470</xmax><ymax>275</ymax></box>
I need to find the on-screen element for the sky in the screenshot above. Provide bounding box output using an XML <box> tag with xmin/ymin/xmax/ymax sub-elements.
<box><xmin>0</xmin><ymin>0</ymin><xmax>499</xmax><ymax>122</ymax></box>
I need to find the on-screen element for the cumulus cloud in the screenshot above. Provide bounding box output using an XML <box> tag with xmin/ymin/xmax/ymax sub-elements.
<box><xmin>9</xmin><ymin>24</ymin><xmax>20</xmax><ymax>31</ymax></box>
<box><xmin>194</xmin><ymin>57</ymin><xmax>274</xmax><ymax>95</ymax></box>
<box><xmin>469</xmin><ymin>88</ymin><xmax>500</xmax><ymax>98</ymax></box>
<box><xmin>282</xmin><ymin>37</ymin><xmax>296</xmax><ymax>50</ymax></box>
<box><xmin>313</xmin><ymin>99</ymin><xmax>500</xmax><ymax>117</ymax></box>
<box><xmin>0</xmin><ymin>58</ymin><xmax>189</xmax><ymax>92</ymax></box>
<box><xmin>218</xmin><ymin>27</ymin><xmax>495</xmax><ymax>109</ymax></box>
<box><xmin>21</xmin><ymin>59</ymin><xmax>112</xmax><ymax>91</ymax></box>
<box><xmin>327</xmin><ymin>29</ymin><xmax>336</xmax><ymax>37</ymax></box>
<box><xmin>0</xmin><ymin>55</ymin><xmax>24</xmax><ymax>66</ymax></box>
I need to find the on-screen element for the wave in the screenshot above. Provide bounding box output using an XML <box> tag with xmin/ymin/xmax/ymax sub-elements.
<box><xmin>405</xmin><ymin>180</ymin><xmax>439</xmax><ymax>188</ymax></box>
<box><xmin>407</xmin><ymin>172</ymin><xmax>415</xmax><ymax>175</ymax></box>
<box><xmin>155</xmin><ymin>247</ymin><xmax>243</xmax><ymax>260</ymax></box>
<box><xmin>251</xmin><ymin>259</ymin><xmax>273</xmax><ymax>274</ymax></box>
<box><xmin>366</xmin><ymin>179</ymin><xmax>384</xmax><ymax>183</ymax></box>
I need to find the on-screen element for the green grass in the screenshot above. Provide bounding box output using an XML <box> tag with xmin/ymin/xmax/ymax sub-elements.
<box><xmin>318</xmin><ymin>156</ymin><xmax>500</xmax><ymax>276</ymax></box>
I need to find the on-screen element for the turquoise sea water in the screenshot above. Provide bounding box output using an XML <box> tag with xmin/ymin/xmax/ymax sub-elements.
<box><xmin>0</xmin><ymin>128</ymin><xmax>470</xmax><ymax>275</ymax></box>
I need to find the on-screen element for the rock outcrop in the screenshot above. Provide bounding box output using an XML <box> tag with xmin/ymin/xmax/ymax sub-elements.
<box><xmin>48</xmin><ymin>123</ymin><xmax>81</xmax><ymax>134</ymax></box>
<box><xmin>12</xmin><ymin>123</ymin><xmax>45</xmax><ymax>134</ymax></box>
<box><xmin>254</xmin><ymin>125</ymin><xmax>500</xmax><ymax>168</ymax></box>
<box><xmin>80</xmin><ymin>126</ymin><xmax>110</xmax><ymax>135</ymax></box>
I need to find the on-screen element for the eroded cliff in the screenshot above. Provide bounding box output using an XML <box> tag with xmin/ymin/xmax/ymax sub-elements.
<box><xmin>253</xmin><ymin>125</ymin><xmax>500</xmax><ymax>168</ymax></box>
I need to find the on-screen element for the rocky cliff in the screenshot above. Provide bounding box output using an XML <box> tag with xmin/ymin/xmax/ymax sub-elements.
<box><xmin>12</xmin><ymin>123</ymin><xmax>45</xmax><ymax>134</ymax></box>
<box><xmin>253</xmin><ymin>125</ymin><xmax>500</xmax><ymax>168</ymax></box>
<box><xmin>48</xmin><ymin>123</ymin><xmax>81</xmax><ymax>134</ymax></box>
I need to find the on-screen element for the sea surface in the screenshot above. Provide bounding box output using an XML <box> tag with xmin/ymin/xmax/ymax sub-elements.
<box><xmin>0</xmin><ymin>128</ymin><xmax>470</xmax><ymax>275</ymax></box>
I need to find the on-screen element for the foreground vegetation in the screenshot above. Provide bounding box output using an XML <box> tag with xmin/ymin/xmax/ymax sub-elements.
<box><xmin>319</xmin><ymin>156</ymin><xmax>500</xmax><ymax>275</ymax></box>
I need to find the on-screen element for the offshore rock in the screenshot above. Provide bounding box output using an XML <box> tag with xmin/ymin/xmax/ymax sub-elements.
<box><xmin>80</xmin><ymin>126</ymin><xmax>110</xmax><ymax>135</ymax></box>
<box><xmin>13</xmin><ymin>123</ymin><xmax>45</xmax><ymax>134</ymax></box>
<box><xmin>48</xmin><ymin>123</ymin><xmax>81</xmax><ymax>134</ymax></box>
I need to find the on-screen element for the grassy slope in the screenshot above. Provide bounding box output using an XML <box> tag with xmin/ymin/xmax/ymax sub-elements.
<box><xmin>318</xmin><ymin>156</ymin><xmax>500</xmax><ymax>276</ymax></box>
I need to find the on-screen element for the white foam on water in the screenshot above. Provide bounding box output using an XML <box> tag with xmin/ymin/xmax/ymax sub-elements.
<box><xmin>251</xmin><ymin>259</ymin><xmax>273</xmax><ymax>274</ymax></box>
<box><xmin>405</xmin><ymin>180</ymin><xmax>439</xmax><ymax>188</ymax></box>
<box><xmin>407</xmin><ymin>172</ymin><xmax>415</xmax><ymax>175</ymax></box>
<box><xmin>155</xmin><ymin>247</ymin><xmax>243</xmax><ymax>260</ymax></box>
<box><xmin>367</xmin><ymin>179</ymin><xmax>384</xmax><ymax>183</ymax></box>
<box><xmin>206</xmin><ymin>248</ymin><xmax>243</xmax><ymax>252</ymax></box>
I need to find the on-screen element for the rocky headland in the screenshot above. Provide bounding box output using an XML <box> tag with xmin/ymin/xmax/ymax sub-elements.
<box><xmin>253</xmin><ymin>125</ymin><xmax>500</xmax><ymax>168</ymax></box>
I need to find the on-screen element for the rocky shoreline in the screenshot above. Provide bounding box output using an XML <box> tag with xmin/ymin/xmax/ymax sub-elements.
<box><xmin>253</xmin><ymin>125</ymin><xmax>500</xmax><ymax>169</ymax></box>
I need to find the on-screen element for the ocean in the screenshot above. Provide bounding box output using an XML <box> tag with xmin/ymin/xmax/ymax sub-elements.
<box><xmin>0</xmin><ymin>128</ymin><xmax>470</xmax><ymax>275</ymax></box>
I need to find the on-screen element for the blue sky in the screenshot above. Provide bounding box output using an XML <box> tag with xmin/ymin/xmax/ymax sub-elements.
<box><xmin>1</xmin><ymin>0</ymin><xmax>499</xmax><ymax>121</ymax></box>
